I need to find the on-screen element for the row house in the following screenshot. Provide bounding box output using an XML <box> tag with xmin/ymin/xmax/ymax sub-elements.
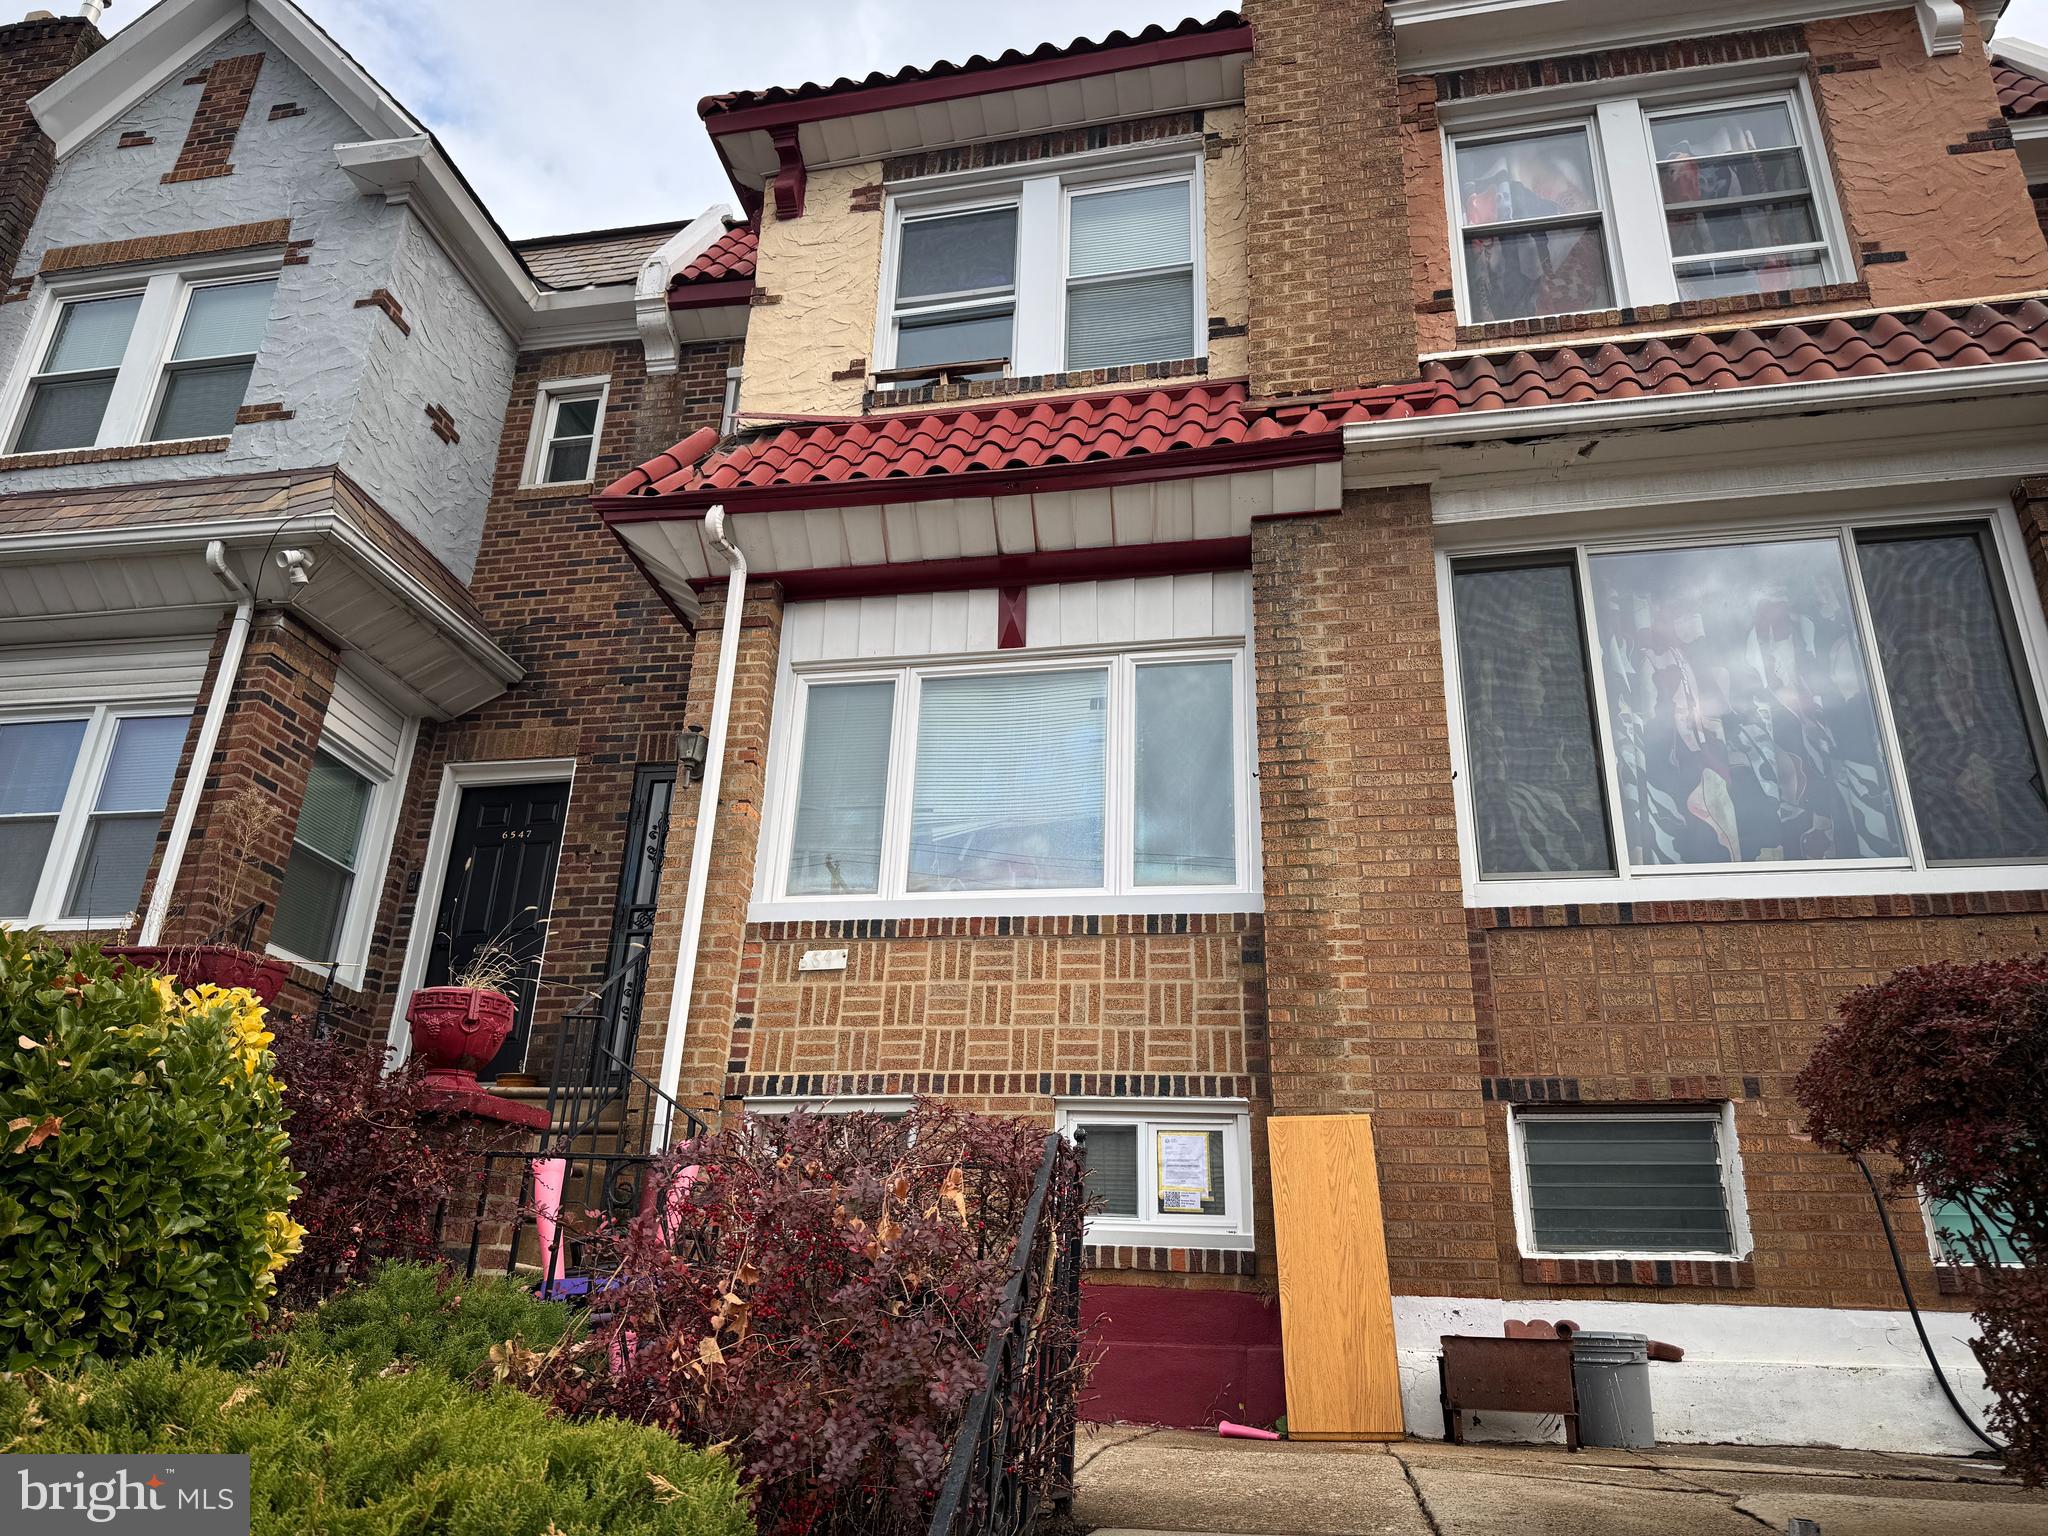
<box><xmin>5</xmin><ymin>0</ymin><xmax>2047</xmax><ymax>1453</ymax></box>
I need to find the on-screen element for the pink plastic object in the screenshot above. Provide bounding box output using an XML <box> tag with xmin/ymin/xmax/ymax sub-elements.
<box><xmin>530</xmin><ymin>1156</ymin><xmax>568</xmax><ymax>1270</ymax></box>
<box><xmin>1218</xmin><ymin>1419</ymin><xmax>1281</xmax><ymax>1440</ymax></box>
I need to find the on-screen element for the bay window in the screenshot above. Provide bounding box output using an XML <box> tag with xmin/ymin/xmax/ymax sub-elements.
<box><xmin>0</xmin><ymin>707</ymin><xmax>188</xmax><ymax>925</ymax></box>
<box><xmin>1058</xmin><ymin>1100</ymin><xmax>1254</xmax><ymax>1249</ymax></box>
<box><xmin>765</xmin><ymin>646</ymin><xmax>1253</xmax><ymax>913</ymax></box>
<box><xmin>1445</xmin><ymin>515</ymin><xmax>2048</xmax><ymax>899</ymax></box>
<box><xmin>1445</xmin><ymin>83</ymin><xmax>1845</xmax><ymax>325</ymax></box>
<box><xmin>879</xmin><ymin>154</ymin><xmax>1203</xmax><ymax>386</ymax></box>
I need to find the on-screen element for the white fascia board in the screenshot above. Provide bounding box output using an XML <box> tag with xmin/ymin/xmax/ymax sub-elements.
<box><xmin>1993</xmin><ymin>35</ymin><xmax>2048</xmax><ymax>76</ymax></box>
<box><xmin>33</xmin><ymin>0</ymin><xmax>420</xmax><ymax>159</ymax></box>
<box><xmin>527</xmin><ymin>285</ymin><xmax>640</xmax><ymax>348</ymax></box>
<box><xmin>636</xmin><ymin>203</ymin><xmax>738</xmax><ymax>374</ymax></box>
<box><xmin>1391</xmin><ymin>0</ymin><xmax>1960</xmax><ymax>72</ymax></box>
<box><xmin>1343</xmin><ymin>359</ymin><xmax>2048</xmax><ymax>455</ymax></box>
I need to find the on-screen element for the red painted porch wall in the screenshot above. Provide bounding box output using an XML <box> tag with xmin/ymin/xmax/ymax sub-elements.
<box><xmin>1080</xmin><ymin>1283</ymin><xmax>1286</xmax><ymax>1430</ymax></box>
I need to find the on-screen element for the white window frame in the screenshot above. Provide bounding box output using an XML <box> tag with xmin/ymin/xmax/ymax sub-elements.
<box><xmin>521</xmin><ymin>375</ymin><xmax>611</xmax><ymax>488</ymax></box>
<box><xmin>1056</xmin><ymin>1098</ymin><xmax>1254</xmax><ymax>1252</ymax></box>
<box><xmin>265</xmin><ymin>721</ymin><xmax>418</xmax><ymax>991</ymax></box>
<box><xmin>1437</xmin><ymin>502</ymin><xmax>2048</xmax><ymax>908</ymax></box>
<box><xmin>873</xmin><ymin>145</ymin><xmax>1206</xmax><ymax>384</ymax></box>
<box><xmin>720</xmin><ymin>365</ymin><xmax>742</xmax><ymax>437</ymax></box>
<box><xmin>1439</xmin><ymin>71</ymin><xmax>1851</xmax><ymax>327</ymax></box>
<box><xmin>753</xmin><ymin>639</ymin><xmax>1260</xmax><ymax>921</ymax></box>
<box><xmin>746</xmin><ymin>1096</ymin><xmax>916</xmax><ymax>1118</ymax></box>
<box><xmin>1507</xmin><ymin>1104</ymin><xmax>1752</xmax><ymax>1264</ymax></box>
<box><xmin>1</xmin><ymin>703</ymin><xmax>189</xmax><ymax>928</ymax></box>
<box><xmin>1</xmin><ymin>253</ymin><xmax>281</xmax><ymax>454</ymax></box>
<box><xmin>1921</xmin><ymin>1191</ymin><xmax>2022</xmax><ymax>1268</ymax></box>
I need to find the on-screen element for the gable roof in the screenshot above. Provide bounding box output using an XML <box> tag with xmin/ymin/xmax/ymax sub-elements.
<box><xmin>516</xmin><ymin>221</ymin><xmax>689</xmax><ymax>290</ymax></box>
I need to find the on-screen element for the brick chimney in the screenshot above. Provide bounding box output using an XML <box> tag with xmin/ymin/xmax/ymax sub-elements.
<box><xmin>0</xmin><ymin>10</ymin><xmax>103</xmax><ymax>284</ymax></box>
<box><xmin>1242</xmin><ymin>0</ymin><xmax>1417</xmax><ymax>395</ymax></box>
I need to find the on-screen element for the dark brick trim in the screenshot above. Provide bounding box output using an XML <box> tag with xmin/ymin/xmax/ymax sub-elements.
<box><xmin>1085</xmin><ymin>1244</ymin><xmax>1257</xmax><ymax>1275</ymax></box>
<box><xmin>116</xmin><ymin>130</ymin><xmax>153</xmax><ymax>149</ymax></box>
<box><xmin>353</xmin><ymin>288</ymin><xmax>410</xmax><ymax>335</ymax></box>
<box><xmin>39</xmin><ymin>219</ymin><xmax>291</xmax><ymax>274</ymax></box>
<box><xmin>163</xmin><ymin>51</ymin><xmax>263</xmax><ymax>183</ymax></box>
<box><xmin>1452</xmin><ymin>281</ymin><xmax>1870</xmax><ymax>345</ymax></box>
<box><xmin>233</xmin><ymin>401</ymin><xmax>292</xmax><ymax>424</ymax></box>
<box><xmin>746</xmin><ymin>913</ymin><xmax>1261</xmax><ymax>941</ymax></box>
<box><xmin>0</xmin><ymin>436</ymin><xmax>227</xmax><ymax>471</ymax></box>
<box><xmin>1481</xmin><ymin>1076</ymin><xmax>1581</xmax><ymax>1104</ymax></box>
<box><xmin>1520</xmin><ymin>1256</ymin><xmax>1756</xmax><ymax>1289</ymax></box>
<box><xmin>867</xmin><ymin>356</ymin><xmax>1208</xmax><ymax>410</ymax></box>
<box><xmin>424</xmin><ymin>403</ymin><xmax>459</xmax><ymax>444</ymax></box>
<box><xmin>1468</xmin><ymin>888</ymin><xmax>2048</xmax><ymax>931</ymax></box>
<box><xmin>726</xmin><ymin>1070</ymin><xmax>1257</xmax><ymax>1101</ymax></box>
<box><xmin>882</xmin><ymin>111</ymin><xmax>1205</xmax><ymax>182</ymax></box>
<box><xmin>267</xmin><ymin>102</ymin><xmax>306</xmax><ymax>121</ymax></box>
<box><xmin>1430</xmin><ymin>27</ymin><xmax>1805</xmax><ymax>100</ymax></box>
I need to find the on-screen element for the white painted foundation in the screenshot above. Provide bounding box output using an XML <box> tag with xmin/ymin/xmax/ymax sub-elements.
<box><xmin>1396</xmin><ymin>1296</ymin><xmax>1998</xmax><ymax>1456</ymax></box>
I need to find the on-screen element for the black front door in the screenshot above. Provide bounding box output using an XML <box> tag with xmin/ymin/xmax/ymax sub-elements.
<box><xmin>425</xmin><ymin>780</ymin><xmax>569</xmax><ymax>1081</ymax></box>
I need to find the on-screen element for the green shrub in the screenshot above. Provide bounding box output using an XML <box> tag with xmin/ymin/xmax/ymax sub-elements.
<box><xmin>0</xmin><ymin>1354</ymin><xmax>754</xmax><ymax>1536</ymax></box>
<box><xmin>0</xmin><ymin>932</ymin><xmax>299</xmax><ymax>1368</ymax></box>
<box><xmin>289</xmin><ymin>1263</ymin><xmax>575</xmax><ymax>1381</ymax></box>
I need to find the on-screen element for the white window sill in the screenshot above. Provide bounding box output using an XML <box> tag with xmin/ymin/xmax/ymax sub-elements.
<box><xmin>266</xmin><ymin>941</ymin><xmax>363</xmax><ymax>992</ymax></box>
<box><xmin>1523</xmin><ymin>1248</ymin><xmax>1749</xmax><ymax>1264</ymax></box>
<box><xmin>1468</xmin><ymin>862</ymin><xmax>2048</xmax><ymax>910</ymax></box>
<box><xmin>749</xmin><ymin>891</ymin><xmax>1262</xmax><ymax>924</ymax></box>
<box><xmin>1085</xmin><ymin>1222</ymin><xmax>1254</xmax><ymax>1252</ymax></box>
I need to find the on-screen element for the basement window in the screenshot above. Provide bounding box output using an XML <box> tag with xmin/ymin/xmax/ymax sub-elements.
<box><xmin>1057</xmin><ymin>1100</ymin><xmax>1254</xmax><ymax>1250</ymax></box>
<box><xmin>1444</xmin><ymin>83</ymin><xmax>1847</xmax><ymax>325</ymax></box>
<box><xmin>1510</xmin><ymin>1107</ymin><xmax>1749</xmax><ymax>1261</ymax></box>
<box><xmin>524</xmin><ymin>378</ymin><xmax>609</xmax><ymax>487</ymax></box>
<box><xmin>1924</xmin><ymin>1190</ymin><xmax>2022</xmax><ymax>1267</ymax></box>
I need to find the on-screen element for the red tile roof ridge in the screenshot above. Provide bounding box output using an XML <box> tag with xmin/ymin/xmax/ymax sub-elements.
<box><xmin>1417</xmin><ymin>290</ymin><xmax>2048</xmax><ymax>364</ymax></box>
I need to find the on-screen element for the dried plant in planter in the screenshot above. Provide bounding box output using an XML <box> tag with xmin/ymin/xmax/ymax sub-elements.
<box><xmin>211</xmin><ymin>786</ymin><xmax>280</xmax><ymax>936</ymax></box>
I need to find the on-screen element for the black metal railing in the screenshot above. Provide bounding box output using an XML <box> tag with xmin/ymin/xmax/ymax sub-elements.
<box><xmin>927</xmin><ymin>1130</ymin><xmax>1088</xmax><ymax>1536</ymax></box>
<box><xmin>203</xmin><ymin>901</ymin><xmax>266</xmax><ymax>951</ymax></box>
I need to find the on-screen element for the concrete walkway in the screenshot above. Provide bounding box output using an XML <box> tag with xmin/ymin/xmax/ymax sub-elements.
<box><xmin>1073</xmin><ymin>1427</ymin><xmax>2048</xmax><ymax>1535</ymax></box>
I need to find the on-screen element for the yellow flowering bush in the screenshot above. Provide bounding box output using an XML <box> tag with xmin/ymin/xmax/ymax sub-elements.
<box><xmin>0</xmin><ymin>931</ymin><xmax>301</xmax><ymax>1367</ymax></box>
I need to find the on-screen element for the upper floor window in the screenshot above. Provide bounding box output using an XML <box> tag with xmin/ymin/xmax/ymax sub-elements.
<box><xmin>1444</xmin><ymin>515</ymin><xmax>2048</xmax><ymax>904</ymax></box>
<box><xmin>523</xmin><ymin>378</ymin><xmax>609</xmax><ymax>487</ymax></box>
<box><xmin>1446</xmin><ymin>85</ymin><xmax>1844</xmax><ymax>325</ymax></box>
<box><xmin>6</xmin><ymin>272</ymin><xmax>277</xmax><ymax>454</ymax></box>
<box><xmin>879</xmin><ymin>154</ymin><xmax>1203</xmax><ymax>388</ymax></box>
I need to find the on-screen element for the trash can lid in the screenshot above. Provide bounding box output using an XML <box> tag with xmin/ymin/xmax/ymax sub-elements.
<box><xmin>1570</xmin><ymin>1331</ymin><xmax>1650</xmax><ymax>1361</ymax></box>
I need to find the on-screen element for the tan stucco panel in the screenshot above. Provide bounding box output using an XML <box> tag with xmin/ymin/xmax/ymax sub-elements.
<box><xmin>737</xmin><ymin>112</ymin><xmax>1254</xmax><ymax>421</ymax></box>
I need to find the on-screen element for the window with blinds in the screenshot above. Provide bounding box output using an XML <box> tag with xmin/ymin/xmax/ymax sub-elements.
<box><xmin>64</xmin><ymin>714</ymin><xmax>185</xmax><ymax>922</ymax></box>
<box><xmin>13</xmin><ymin>293</ymin><xmax>142</xmax><ymax>454</ymax></box>
<box><xmin>1515</xmin><ymin>1111</ymin><xmax>1742</xmax><ymax>1257</ymax></box>
<box><xmin>272</xmin><ymin>751</ymin><xmax>376</xmax><ymax>962</ymax></box>
<box><xmin>148</xmin><ymin>278</ymin><xmax>276</xmax><ymax>442</ymax></box>
<box><xmin>1066</xmin><ymin>179</ymin><xmax>1196</xmax><ymax>370</ymax></box>
<box><xmin>1064</xmin><ymin>1104</ymin><xmax>1251</xmax><ymax>1243</ymax></box>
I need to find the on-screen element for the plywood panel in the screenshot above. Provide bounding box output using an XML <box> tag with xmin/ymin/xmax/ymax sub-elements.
<box><xmin>1269</xmin><ymin>1114</ymin><xmax>1406</xmax><ymax>1441</ymax></box>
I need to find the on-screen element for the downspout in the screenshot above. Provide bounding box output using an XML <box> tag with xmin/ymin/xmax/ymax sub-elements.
<box><xmin>649</xmin><ymin>504</ymin><xmax>745</xmax><ymax>1153</ymax></box>
<box><xmin>141</xmin><ymin>541</ymin><xmax>254</xmax><ymax>945</ymax></box>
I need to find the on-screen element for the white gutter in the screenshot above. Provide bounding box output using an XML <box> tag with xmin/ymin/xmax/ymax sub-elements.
<box><xmin>650</xmin><ymin>504</ymin><xmax>746</xmax><ymax>1153</ymax></box>
<box><xmin>1342</xmin><ymin>358</ymin><xmax>2048</xmax><ymax>455</ymax></box>
<box><xmin>141</xmin><ymin>540</ymin><xmax>254</xmax><ymax>946</ymax></box>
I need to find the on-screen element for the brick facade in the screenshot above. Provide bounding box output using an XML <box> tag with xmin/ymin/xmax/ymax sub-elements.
<box><xmin>0</xmin><ymin>15</ymin><xmax>101</xmax><ymax>287</ymax></box>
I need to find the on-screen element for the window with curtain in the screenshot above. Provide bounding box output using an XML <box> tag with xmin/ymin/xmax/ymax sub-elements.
<box><xmin>148</xmin><ymin>277</ymin><xmax>276</xmax><ymax>441</ymax></box>
<box><xmin>64</xmin><ymin>714</ymin><xmax>186</xmax><ymax>921</ymax></box>
<box><xmin>1453</xmin><ymin>127</ymin><xmax>1614</xmax><ymax>325</ymax></box>
<box><xmin>1651</xmin><ymin>101</ymin><xmax>1828</xmax><ymax>301</ymax></box>
<box><xmin>1447</xmin><ymin>517</ymin><xmax>2048</xmax><ymax>893</ymax></box>
<box><xmin>1516</xmin><ymin>1111</ymin><xmax>1741</xmax><ymax>1257</ymax></box>
<box><xmin>772</xmin><ymin>648</ymin><xmax>1249</xmax><ymax>907</ymax></box>
<box><xmin>271</xmin><ymin>752</ymin><xmax>376</xmax><ymax>962</ymax></box>
<box><xmin>1066</xmin><ymin>179</ymin><xmax>1196</xmax><ymax>370</ymax></box>
<box><xmin>1063</xmin><ymin>1104</ymin><xmax>1251</xmax><ymax>1242</ymax></box>
<box><xmin>12</xmin><ymin>293</ymin><xmax>143</xmax><ymax>454</ymax></box>
<box><xmin>888</xmin><ymin>205</ymin><xmax>1018</xmax><ymax>380</ymax></box>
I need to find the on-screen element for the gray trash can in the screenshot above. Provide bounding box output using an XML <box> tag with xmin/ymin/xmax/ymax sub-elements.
<box><xmin>1571</xmin><ymin>1331</ymin><xmax>1655</xmax><ymax>1447</ymax></box>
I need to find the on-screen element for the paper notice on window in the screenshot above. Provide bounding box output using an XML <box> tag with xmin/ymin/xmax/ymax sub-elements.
<box><xmin>1157</xmin><ymin>1130</ymin><xmax>1212</xmax><ymax>1211</ymax></box>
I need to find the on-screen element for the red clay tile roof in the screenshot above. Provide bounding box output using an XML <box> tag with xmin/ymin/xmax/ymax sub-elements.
<box><xmin>698</xmin><ymin>12</ymin><xmax>1246</xmax><ymax>121</ymax></box>
<box><xmin>1995</xmin><ymin>58</ymin><xmax>2048</xmax><ymax>118</ymax></box>
<box><xmin>514</xmin><ymin>221</ymin><xmax>686</xmax><ymax>288</ymax></box>
<box><xmin>602</xmin><ymin>379</ymin><xmax>1450</xmax><ymax>504</ymax></box>
<box><xmin>1421</xmin><ymin>299</ymin><xmax>2048</xmax><ymax>412</ymax></box>
<box><xmin>675</xmin><ymin>223</ymin><xmax>757</xmax><ymax>285</ymax></box>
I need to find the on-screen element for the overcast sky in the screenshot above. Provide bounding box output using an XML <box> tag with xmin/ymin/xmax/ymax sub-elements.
<box><xmin>97</xmin><ymin>0</ymin><xmax>2048</xmax><ymax>240</ymax></box>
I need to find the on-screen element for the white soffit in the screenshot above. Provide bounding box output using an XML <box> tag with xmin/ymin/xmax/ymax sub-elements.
<box><xmin>714</xmin><ymin>54</ymin><xmax>1247</xmax><ymax>186</ymax></box>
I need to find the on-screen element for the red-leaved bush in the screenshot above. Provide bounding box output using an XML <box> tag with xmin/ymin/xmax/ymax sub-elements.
<box><xmin>268</xmin><ymin>1014</ymin><xmax>487</xmax><ymax>1308</ymax></box>
<box><xmin>542</xmin><ymin>1101</ymin><xmax>1088</xmax><ymax>1536</ymax></box>
<box><xmin>1797</xmin><ymin>957</ymin><xmax>2047</xmax><ymax>1483</ymax></box>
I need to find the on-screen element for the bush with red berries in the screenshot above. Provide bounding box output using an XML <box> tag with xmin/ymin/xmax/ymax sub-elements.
<box><xmin>1797</xmin><ymin>957</ymin><xmax>2047</xmax><ymax>1482</ymax></box>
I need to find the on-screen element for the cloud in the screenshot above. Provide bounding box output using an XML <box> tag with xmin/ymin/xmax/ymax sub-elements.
<box><xmin>107</xmin><ymin>0</ymin><xmax>1207</xmax><ymax>237</ymax></box>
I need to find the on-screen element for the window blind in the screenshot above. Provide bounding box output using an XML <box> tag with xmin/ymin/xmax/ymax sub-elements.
<box><xmin>1522</xmin><ymin>1116</ymin><xmax>1734</xmax><ymax>1254</ymax></box>
<box><xmin>173</xmin><ymin>280</ymin><xmax>275</xmax><ymax>360</ymax></box>
<box><xmin>1067</xmin><ymin>271</ymin><xmax>1194</xmax><ymax>370</ymax></box>
<box><xmin>1080</xmin><ymin>1123</ymin><xmax>1139</xmax><ymax>1217</ymax></box>
<box><xmin>787</xmin><ymin>681</ymin><xmax>894</xmax><ymax>895</ymax></box>
<box><xmin>0</xmin><ymin>718</ymin><xmax>87</xmax><ymax>815</ymax></box>
<box><xmin>93</xmin><ymin>716</ymin><xmax>184</xmax><ymax>813</ymax></box>
<box><xmin>293</xmin><ymin>753</ymin><xmax>373</xmax><ymax>869</ymax></box>
<box><xmin>45</xmin><ymin>293</ymin><xmax>141</xmax><ymax>373</ymax></box>
<box><xmin>1069</xmin><ymin>182</ymin><xmax>1190</xmax><ymax>278</ymax></box>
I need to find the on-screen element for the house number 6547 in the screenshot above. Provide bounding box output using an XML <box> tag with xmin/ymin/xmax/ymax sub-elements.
<box><xmin>500</xmin><ymin>829</ymin><xmax>531</xmax><ymax>840</ymax></box>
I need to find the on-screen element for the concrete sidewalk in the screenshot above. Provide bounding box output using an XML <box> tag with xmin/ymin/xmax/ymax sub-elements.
<box><xmin>1073</xmin><ymin>1426</ymin><xmax>2048</xmax><ymax>1535</ymax></box>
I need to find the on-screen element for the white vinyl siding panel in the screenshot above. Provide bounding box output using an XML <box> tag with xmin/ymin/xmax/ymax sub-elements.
<box><xmin>0</xmin><ymin>639</ymin><xmax>208</xmax><ymax>708</ymax></box>
<box><xmin>322</xmin><ymin>664</ymin><xmax>407</xmax><ymax>774</ymax></box>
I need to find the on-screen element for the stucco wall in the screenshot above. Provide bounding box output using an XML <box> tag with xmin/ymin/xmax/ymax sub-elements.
<box><xmin>737</xmin><ymin>109</ymin><xmax>1253</xmax><ymax>421</ymax></box>
<box><xmin>337</xmin><ymin>215</ymin><xmax>514</xmax><ymax>581</ymax></box>
<box><xmin>0</xmin><ymin>18</ymin><xmax>514</xmax><ymax>580</ymax></box>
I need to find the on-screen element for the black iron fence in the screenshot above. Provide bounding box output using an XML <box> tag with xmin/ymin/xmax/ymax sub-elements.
<box><xmin>926</xmin><ymin>1130</ymin><xmax>1088</xmax><ymax>1536</ymax></box>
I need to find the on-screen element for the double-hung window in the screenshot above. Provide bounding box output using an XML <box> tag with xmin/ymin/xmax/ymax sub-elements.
<box><xmin>765</xmin><ymin>647</ymin><xmax>1252</xmax><ymax>913</ymax></box>
<box><xmin>1444</xmin><ymin>515</ymin><xmax>2048</xmax><ymax>902</ymax></box>
<box><xmin>0</xmin><ymin>708</ymin><xmax>187</xmax><ymax>925</ymax></box>
<box><xmin>523</xmin><ymin>378</ymin><xmax>609</xmax><ymax>486</ymax></box>
<box><xmin>1510</xmin><ymin>1107</ymin><xmax>1748</xmax><ymax>1260</ymax></box>
<box><xmin>879</xmin><ymin>154</ymin><xmax>1202</xmax><ymax>386</ymax></box>
<box><xmin>6</xmin><ymin>269</ymin><xmax>278</xmax><ymax>453</ymax></box>
<box><xmin>1058</xmin><ymin>1101</ymin><xmax>1254</xmax><ymax>1250</ymax></box>
<box><xmin>1445</xmin><ymin>83</ymin><xmax>1844</xmax><ymax>325</ymax></box>
<box><xmin>271</xmin><ymin>752</ymin><xmax>376</xmax><ymax>964</ymax></box>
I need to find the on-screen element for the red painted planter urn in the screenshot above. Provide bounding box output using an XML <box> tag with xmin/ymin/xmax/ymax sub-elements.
<box><xmin>406</xmin><ymin>985</ymin><xmax>517</xmax><ymax>1090</ymax></box>
<box><xmin>105</xmin><ymin>945</ymin><xmax>290</xmax><ymax>1005</ymax></box>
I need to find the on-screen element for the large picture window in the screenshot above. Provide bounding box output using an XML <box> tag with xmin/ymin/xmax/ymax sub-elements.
<box><xmin>1445</xmin><ymin>515</ymin><xmax>2048</xmax><ymax>900</ymax></box>
<box><xmin>766</xmin><ymin>648</ymin><xmax>1252</xmax><ymax>912</ymax></box>
<box><xmin>1445</xmin><ymin>85</ymin><xmax>1845</xmax><ymax>325</ymax></box>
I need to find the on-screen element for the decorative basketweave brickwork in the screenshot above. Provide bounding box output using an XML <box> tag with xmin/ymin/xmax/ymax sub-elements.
<box><xmin>162</xmin><ymin>52</ymin><xmax>264</xmax><ymax>184</ymax></box>
<box><xmin>347</xmin><ymin>339</ymin><xmax>742</xmax><ymax>1053</ymax></box>
<box><xmin>1474</xmin><ymin>910</ymin><xmax>2048</xmax><ymax>1310</ymax></box>
<box><xmin>0</xmin><ymin>15</ymin><xmax>100</xmax><ymax>290</ymax></box>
